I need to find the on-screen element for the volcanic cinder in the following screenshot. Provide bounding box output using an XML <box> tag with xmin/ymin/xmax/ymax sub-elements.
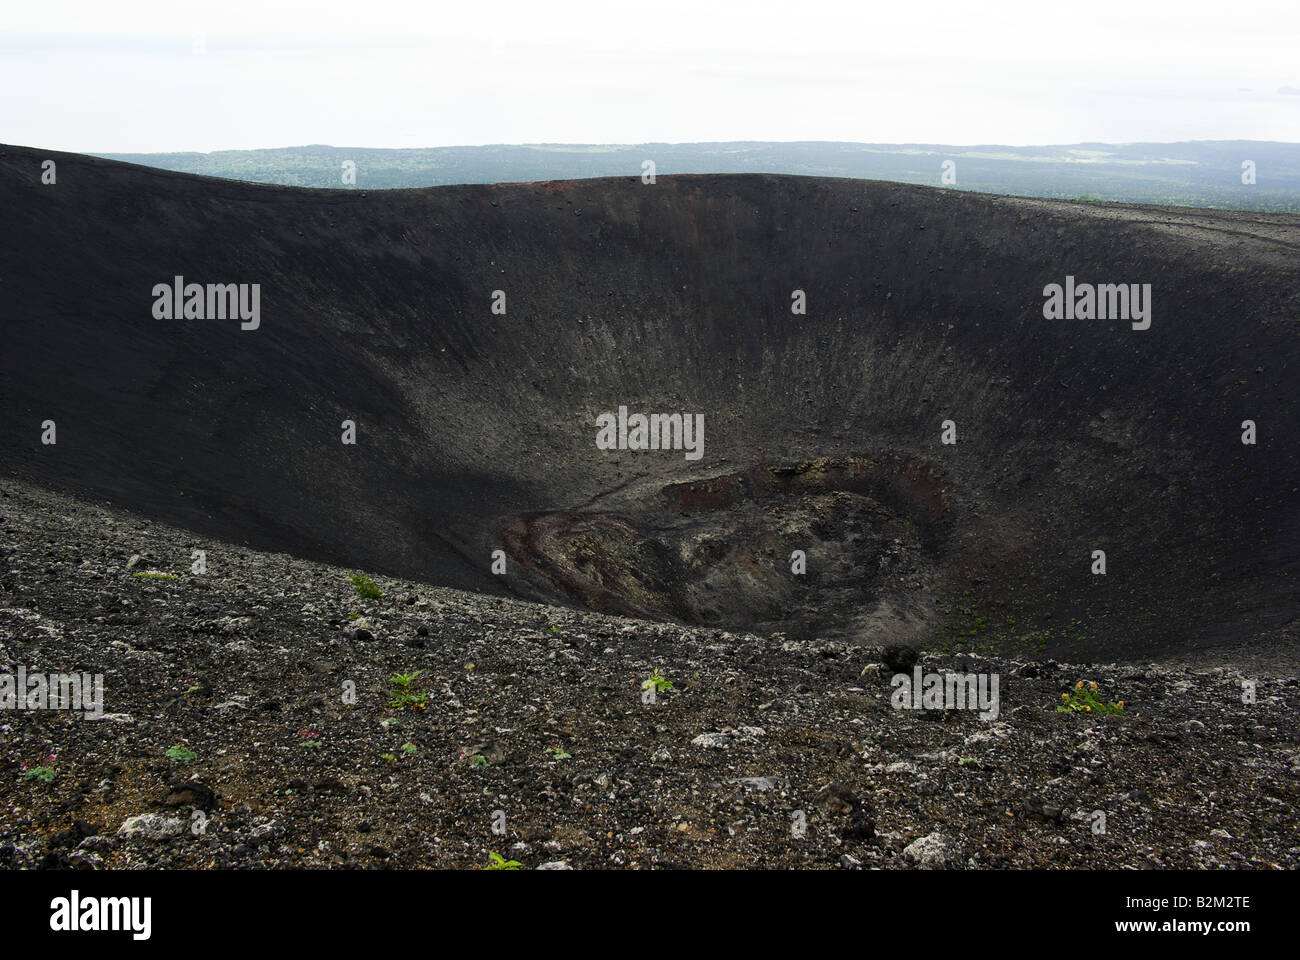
<box><xmin>2</xmin><ymin>144</ymin><xmax>1297</xmax><ymax>662</ymax></box>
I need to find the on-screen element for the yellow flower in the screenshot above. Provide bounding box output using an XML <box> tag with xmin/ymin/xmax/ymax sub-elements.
<box><xmin>1075</xmin><ymin>681</ymin><xmax>1084</xmax><ymax>690</ymax></box>
<box><xmin>1061</xmin><ymin>693</ymin><xmax>1070</xmax><ymax>701</ymax></box>
<box><xmin>1084</xmin><ymin>705</ymin><xmax>1092</xmax><ymax>711</ymax></box>
<box><xmin>1116</xmin><ymin>701</ymin><xmax>1124</xmax><ymax>709</ymax></box>
<box><xmin>1089</xmin><ymin>681</ymin><xmax>1098</xmax><ymax>691</ymax></box>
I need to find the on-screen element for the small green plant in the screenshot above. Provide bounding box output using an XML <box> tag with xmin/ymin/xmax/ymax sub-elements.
<box><xmin>388</xmin><ymin>670</ymin><xmax>427</xmax><ymax>710</ymax></box>
<box><xmin>548</xmin><ymin>625</ymin><xmax>562</xmax><ymax>634</ymax></box>
<box><xmin>957</xmin><ymin>756</ymin><xmax>978</xmax><ymax>766</ymax></box>
<box><xmin>642</xmin><ymin>669</ymin><xmax>674</xmax><ymax>693</ymax></box>
<box><xmin>347</xmin><ymin>611</ymin><xmax>362</xmax><ymax>621</ymax></box>
<box><xmin>381</xmin><ymin>753</ymin><xmax>397</xmax><ymax>763</ymax></box>
<box><xmin>379</xmin><ymin>717</ymin><xmax>400</xmax><ymax>727</ymax></box>
<box><xmin>470</xmin><ymin>754</ymin><xmax>489</xmax><ymax>768</ymax></box>
<box><xmin>349</xmin><ymin>572</ymin><xmax>382</xmax><ymax>601</ymax></box>
<box><xmin>545</xmin><ymin>745</ymin><xmax>572</xmax><ymax>761</ymax></box>
<box><xmin>1058</xmin><ymin>680</ymin><xmax>1125</xmax><ymax>715</ymax></box>
<box><xmin>389</xmin><ymin>689</ymin><xmax>427</xmax><ymax>710</ymax></box>
<box><xmin>485</xmin><ymin>851</ymin><xmax>522</xmax><ymax>870</ymax></box>
<box><xmin>21</xmin><ymin>766</ymin><xmax>57</xmax><ymax>783</ymax></box>
<box><xmin>165</xmin><ymin>744</ymin><xmax>198</xmax><ymax>763</ymax></box>
<box><xmin>401</xmin><ymin>742</ymin><xmax>418</xmax><ymax>755</ymax></box>
<box><xmin>133</xmin><ymin>571</ymin><xmax>178</xmax><ymax>580</ymax></box>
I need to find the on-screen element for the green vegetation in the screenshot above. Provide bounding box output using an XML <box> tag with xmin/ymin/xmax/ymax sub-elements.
<box><xmin>133</xmin><ymin>571</ymin><xmax>178</xmax><ymax>580</ymax></box>
<box><xmin>165</xmin><ymin>744</ymin><xmax>197</xmax><ymax>763</ymax></box>
<box><xmin>349</xmin><ymin>572</ymin><xmax>382</xmax><ymax>601</ymax></box>
<box><xmin>545</xmin><ymin>745</ymin><xmax>572</xmax><ymax>761</ymax></box>
<box><xmin>21</xmin><ymin>766</ymin><xmax>57</xmax><ymax>783</ymax></box>
<box><xmin>484</xmin><ymin>851</ymin><xmax>522</xmax><ymax>870</ymax></box>
<box><xmin>642</xmin><ymin>669</ymin><xmax>674</xmax><ymax>694</ymax></box>
<box><xmin>400</xmin><ymin>742</ymin><xmax>418</xmax><ymax>755</ymax></box>
<box><xmin>933</xmin><ymin>573</ymin><xmax>1104</xmax><ymax>659</ymax></box>
<box><xmin>1058</xmin><ymin>680</ymin><xmax>1125</xmax><ymax>715</ymax></box>
<box><xmin>388</xmin><ymin>670</ymin><xmax>427</xmax><ymax>710</ymax></box>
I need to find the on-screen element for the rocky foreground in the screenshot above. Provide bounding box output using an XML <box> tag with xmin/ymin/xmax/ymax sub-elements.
<box><xmin>1</xmin><ymin>478</ymin><xmax>1297</xmax><ymax>870</ymax></box>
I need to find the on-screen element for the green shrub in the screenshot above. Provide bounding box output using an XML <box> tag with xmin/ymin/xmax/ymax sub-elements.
<box><xmin>1058</xmin><ymin>681</ymin><xmax>1125</xmax><ymax>714</ymax></box>
<box><xmin>349</xmin><ymin>572</ymin><xmax>382</xmax><ymax>601</ymax></box>
<box><xmin>388</xmin><ymin>670</ymin><xmax>427</xmax><ymax>710</ymax></box>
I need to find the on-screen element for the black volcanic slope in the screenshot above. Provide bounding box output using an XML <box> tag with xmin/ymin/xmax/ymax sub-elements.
<box><xmin>2</xmin><ymin>144</ymin><xmax>1298</xmax><ymax>662</ymax></box>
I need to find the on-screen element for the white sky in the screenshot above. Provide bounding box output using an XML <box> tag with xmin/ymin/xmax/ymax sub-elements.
<box><xmin>3</xmin><ymin>0</ymin><xmax>1298</xmax><ymax>152</ymax></box>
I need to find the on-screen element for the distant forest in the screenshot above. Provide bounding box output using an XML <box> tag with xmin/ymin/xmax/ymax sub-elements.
<box><xmin>98</xmin><ymin>140</ymin><xmax>1300</xmax><ymax>211</ymax></box>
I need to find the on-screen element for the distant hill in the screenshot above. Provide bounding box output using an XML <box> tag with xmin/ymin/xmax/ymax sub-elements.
<box><xmin>95</xmin><ymin>140</ymin><xmax>1300</xmax><ymax>211</ymax></box>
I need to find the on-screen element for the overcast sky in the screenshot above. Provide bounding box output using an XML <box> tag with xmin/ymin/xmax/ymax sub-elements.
<box><xmin>4</xmin><ymin>0</ymin><xmax>1298</xmax><ymax>152</ymax></box>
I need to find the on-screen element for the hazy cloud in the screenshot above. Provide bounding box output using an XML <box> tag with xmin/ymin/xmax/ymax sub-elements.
<box><xmin>3</xmin><ymin>0</ymin><xmax>1298</xmax><ymax>151</ymax></box>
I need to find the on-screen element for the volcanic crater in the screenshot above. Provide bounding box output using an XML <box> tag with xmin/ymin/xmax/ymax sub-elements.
<box><xmin>2</xmin><ymin>143</ymin><xmax>1298</xmax><ymax>661</ymax></box>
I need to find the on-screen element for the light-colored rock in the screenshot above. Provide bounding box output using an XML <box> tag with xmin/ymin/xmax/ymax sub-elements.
<box><xmin>903</xmin><ymin>832</ymin><xmax>963</xmax><ymax>869</ymax></box>
<box><xmin>117</xmin><ymin>814</ymin><xmax>185</xmax><ymax>840</ymax></box>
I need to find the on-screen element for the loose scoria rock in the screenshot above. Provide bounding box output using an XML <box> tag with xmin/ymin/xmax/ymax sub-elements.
<box><xmin>903</xmin><ymin>832</ymin><xmax>964</xmax><ymax>869</ymax></box>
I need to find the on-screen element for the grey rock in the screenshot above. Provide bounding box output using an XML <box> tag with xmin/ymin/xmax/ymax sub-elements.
<box><xmin>249</xmin><ymin>820</ymin><xmax>286</xmax><ymax>842</ymax></box>
<box><xmin>691</xmin><ymin>732</ymin><xmax>734</xmax><ymax>749</ymax></box>
<box><xmin>731</xmin><ymin>776</ymin><xmax>788</xmax><ymax>793</ymax></box>
<box><xmin>903</xmin><ymin>832</ymin><xmax>963</xmax><ymax>869</ymax></box>
<box><xmin>117</xmin><ymin>814</ymin><xmax>186</xmax><ymax>840</ymax></box>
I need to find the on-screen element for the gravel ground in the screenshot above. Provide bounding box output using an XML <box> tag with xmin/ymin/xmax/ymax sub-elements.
<box><xmin>2</xmin><ymin>479</ymin><xmax>1297</xmax><ymax>870</ymax></box>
